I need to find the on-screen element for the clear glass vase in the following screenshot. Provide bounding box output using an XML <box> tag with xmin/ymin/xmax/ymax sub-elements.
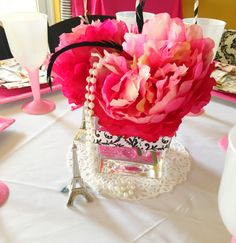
<box><xmin>93</xmin><ymin>120</ymin><xmax>171</xmax><ymax>179</ymax></box>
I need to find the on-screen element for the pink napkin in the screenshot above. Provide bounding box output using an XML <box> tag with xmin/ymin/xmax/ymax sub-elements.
<box><xmin>218</xmin><ymin>135</ymin><xmax>229</xmax><ymax>151</ymax></box>
<box><xmin>0</xmin><ymin>117</ymin><xmax>15</xmax><ymax>132</ymax></box>
<box><xmin>0</xmin><ymin>181</ymin><xmax>9</xmax><ymax>206</ymax></box>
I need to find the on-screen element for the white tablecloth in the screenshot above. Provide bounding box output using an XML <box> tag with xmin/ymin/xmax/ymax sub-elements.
<box><xmin>0</xmin><ymin>91</ymin><xmax>235</xmax><ymax>243</ymax></box>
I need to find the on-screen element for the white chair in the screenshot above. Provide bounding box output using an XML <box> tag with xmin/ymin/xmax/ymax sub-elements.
<box><xmin>218</xmin><ymin>125</ymin><xmax>236</xmax><ymax>243</ymax></box>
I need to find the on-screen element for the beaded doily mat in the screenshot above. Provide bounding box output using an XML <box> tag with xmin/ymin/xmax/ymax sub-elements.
<box><xmin>67</xmin><ymin>136</ymin><xmax>191</xmax><ymax>200</ymax></box>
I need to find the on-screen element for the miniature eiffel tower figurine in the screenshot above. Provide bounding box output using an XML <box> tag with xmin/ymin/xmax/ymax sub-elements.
<box><xmin>74</xmin><ymin>108</ymin><xmax>86</xmax><ymax>141</ymax></box>
<box><xmin>67</xmin><ymin>142</ymin><xmax>93</xmax><ymax>206</ymax></box>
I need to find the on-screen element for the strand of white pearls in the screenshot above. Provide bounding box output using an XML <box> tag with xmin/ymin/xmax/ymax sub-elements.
<box><xmin>84</xmin><ymin>59</ymin><xmax>136</xmax><ymax>199</ymax></box>
<box><xmin>84</xmin><ymin>60</ymin><xmax>101</xmax><ymax>161</ymax></box>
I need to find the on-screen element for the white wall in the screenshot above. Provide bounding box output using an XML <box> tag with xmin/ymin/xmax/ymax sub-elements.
<box><xmin>0</xmin><ymin>0</ymin><xmax>38</xmax><ymax>14</ymax></box>
<box><xmin>0</xmin><ymin>0</ymin><xmax>55</xmax><ymax>25</ymax></box>
<box><xmin>37</xmin><ymin>0</ymin><xmax>55</xmax><ymax>25</ymax></box>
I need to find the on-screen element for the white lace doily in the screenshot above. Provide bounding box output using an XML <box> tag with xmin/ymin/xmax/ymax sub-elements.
<box><xmin>67</xmin><ymin>137</ymin><xmax>191</xmax><ymax>200</ymax></box>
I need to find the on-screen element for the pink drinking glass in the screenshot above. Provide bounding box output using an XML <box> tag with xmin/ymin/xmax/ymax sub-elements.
<box><xmin>2</xmin><ymin>12</ymin><xmax>55</xmax><ymax>114</ymax></box>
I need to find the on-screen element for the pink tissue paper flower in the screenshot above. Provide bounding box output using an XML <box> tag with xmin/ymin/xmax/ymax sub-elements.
<box><xmin>52</xmin><ymin>19</ymin><xmax>128</xmax><ymax>107</ymax></box>
<box><xmin>51</xmin><ymin>13</ymin><xmax>215</xmax><ymax>142</ymax></box>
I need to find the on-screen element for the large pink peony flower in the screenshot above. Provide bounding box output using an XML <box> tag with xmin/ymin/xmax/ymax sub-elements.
<box><xmin>92</xmin><ymin>13</ymin><xmax>215</xmax><ymax>141</ymax></box>
<box><xmin>52</xmin><ymin>19</ymin><xmax>128</xmax><ymax>107</ymax></box>
<box><xmin>51</xmin><ymin>13</ymin><xmax>215</xmax><ymax>142</ymax></box>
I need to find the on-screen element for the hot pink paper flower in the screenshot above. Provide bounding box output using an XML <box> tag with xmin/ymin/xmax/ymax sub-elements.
<box><xmin>50</xmin><ymin>13</ymin><xmax>215</xmax><ymax>142</ymax></box>
<box><xmin>52</xmin><ymin>19</ymin><xmax>128</xmax><ymax>107</ymax></box>
<box><xmin>92</xmin><ymin>13</ymin><xmax>215</xmax><ymax>141</ymax></box>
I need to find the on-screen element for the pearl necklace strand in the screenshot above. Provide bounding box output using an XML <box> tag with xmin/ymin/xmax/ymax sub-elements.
<box><xmin>83</xmin><ymin>59</ymin><xmax>136</xmax><ymax>198</ymax></box>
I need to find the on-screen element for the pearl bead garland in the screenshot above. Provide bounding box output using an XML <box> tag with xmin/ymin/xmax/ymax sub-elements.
<box><xmin>83</xmin><ymin>59</ymin><xmax>136</xmax><ymax>199</ymax></box>
<box><xmin>84</xmin><ymin>60</ymin><xmax>102</xmax><ymax>159</ymax></box>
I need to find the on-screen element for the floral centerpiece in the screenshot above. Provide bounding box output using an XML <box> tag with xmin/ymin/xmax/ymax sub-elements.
<box><xmin>47</xmin><ymin>10</ymin><xmax>215</xmax><ymax>181</ymax></box>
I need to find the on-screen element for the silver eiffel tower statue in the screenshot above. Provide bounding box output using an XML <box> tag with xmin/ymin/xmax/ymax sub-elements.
<box><xmin>67</xmin><ymin>141</ymin><xmax>93</xmax><ymax>206</ymax></box>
